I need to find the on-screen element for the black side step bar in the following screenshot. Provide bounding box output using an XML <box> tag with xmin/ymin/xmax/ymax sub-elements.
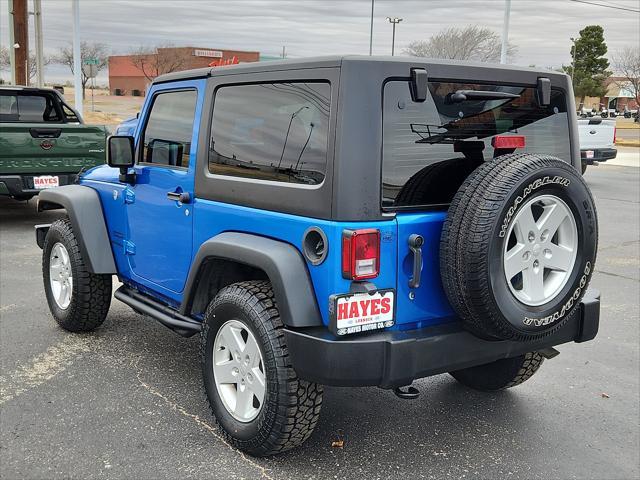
<box><xmin>114</xmin><ymin>286</ymin><xmax>202</xmax><ymax>338</ymax></box>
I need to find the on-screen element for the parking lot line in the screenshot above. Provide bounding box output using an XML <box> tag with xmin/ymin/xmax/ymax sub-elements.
<box><xmin>133</xmin><ymin>359</ymin><xmax>274</xmax><ymax>480</ymax></box>
<box><xmin>0</xmin><ymin>335</ymin><xmax>94</xmax><ymax>405</ymax></box>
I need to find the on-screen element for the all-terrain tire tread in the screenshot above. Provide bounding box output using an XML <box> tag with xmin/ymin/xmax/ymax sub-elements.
<box><xmin>450</xmin><ymin>352</ymin><xmax>545</xmax><ymax>391</ymax></box>
<box><xmin>43</xmin><ymin>218</ymin><xmax>112</xmax><ymax>332</ymax></box>
<box><xmin>504</xmin><ymin>352</ymin><xmax>545</xmax><ymax>388</ymax></box>
<box><xmin>200</xmin><ymin>280</ymin><xmax>323</xmax><ymax>456</ymax></box>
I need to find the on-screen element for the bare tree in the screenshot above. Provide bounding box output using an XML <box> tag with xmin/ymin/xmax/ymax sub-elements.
<box><xmin>0</xmin><ymin>45</ymin><xmax>9</xmax><ymax>70</ymax></box>
<box><xmin>27</xmin><ymin>52</ymin><xmax>52</xmax><ymax>84</ymax></box>
<box><xmin>404</xmin><ymin>25</ymin><xmax>517</xmax><ymax>63</ymax></box>
<box><xmin>1</xmin><ymin>46</ymin><xmax>50</xmax><ymax>85</ymax></box>
<box><xmin>55</xmin><ymin>42</ymin><xmax>108</xmax><ymax>98</ymax></box>
<box><xmin>612</xmin><ymin>46</ymin><xmax>640</xmax><ymax>111</ymax></box>
<box><xmin>130</xmin><ymin>45</ymin><xmax>190</xmax><ymax>82</ymax></box>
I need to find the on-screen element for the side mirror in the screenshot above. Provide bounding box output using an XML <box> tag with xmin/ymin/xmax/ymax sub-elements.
<box><xmin>107</xmin><ymin>135</ymin><xmax>136</xmax><ymax>184</ymax></box>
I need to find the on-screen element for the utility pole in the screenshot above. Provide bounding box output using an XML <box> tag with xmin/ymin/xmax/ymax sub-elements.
<box><xmin>500</xmin><ymin>0</ymin><xmax>512</xmax><ymax>64</ymax></box>
<box><xmin>8</xmin><ymin>0</ymin><xmax>16</xmax><ymax>84</ymax></box>
<box><xmin>386</xmin><ymin>17</ymin><xmax>402</xmax><ymax>56</ymax></box>
<box><xmin>72</xmin><ymin>0</ymin><xmax>83</xmax><ymax>115</ymax></box>
<box><xmin>34</xmin><ymin>0</ymin><xmax>44</xmax><ymax>87</ymax></box>
<box><xmin>369</xmin><ymin>0</ymin><xmax>375</xmax><ymax>55</ymax></box>
<box><xmin>282</xmin><ymin>45</ymin><xmax>286</xmax><ymax>58</ymax></box>
<box><xmin>11</xmin><ymin>0</ymin><xmax>29</xmax><ymax>85</ymax></box>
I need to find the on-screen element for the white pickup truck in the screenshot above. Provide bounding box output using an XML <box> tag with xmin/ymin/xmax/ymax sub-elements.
<box><xmin>578</xmin><ymin>117</ymin><xmax>617</xmax><ymax>174</ymax></box>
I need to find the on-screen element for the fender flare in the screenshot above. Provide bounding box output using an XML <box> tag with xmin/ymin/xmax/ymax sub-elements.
<box><xmin>38</xmin><ymin>185</ymin><xmax>117</xmax><ymax>274</ymax></box>
<box><xmin>180</xmin><ymin>232</ymin><xmax>323</xmax><ymax>328</ymax></box>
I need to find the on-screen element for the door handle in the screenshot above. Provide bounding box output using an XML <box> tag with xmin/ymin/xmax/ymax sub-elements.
<box><xmin>29</xmin><ymin>128</ymin><xmax>62</xmax><ymax>138</ymax></box>
<box><xmin>166</xmin><ymin>191</ymin><xmax>191</xmax><ymax>204</ymax></box>
<box><xmin>408</xmin><ymin>234</ymin><xmax>424</xmax><ymax>289</ymax></box>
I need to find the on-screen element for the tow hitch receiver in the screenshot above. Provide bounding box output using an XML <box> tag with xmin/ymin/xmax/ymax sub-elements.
<box><xmin>394</xmin><ymin>385</ymin><xmax>420</xmax><ymax>399</ymax></box>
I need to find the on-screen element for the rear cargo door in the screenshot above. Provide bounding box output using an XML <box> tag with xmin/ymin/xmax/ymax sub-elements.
<box><xmin>382</xmin><ymin>78</ymin><xmax>572</xmax><ymax>329</ymax></box>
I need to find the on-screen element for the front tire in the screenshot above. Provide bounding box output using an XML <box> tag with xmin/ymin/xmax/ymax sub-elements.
<box><xmin>201</xmin><ymin>280</ymin><xmax>323</xmax><ymax>456</ymax></box>
<box><xmin>450</xmin><ymin>352</ymin><xmax>544</xmax><ymax>391</ymax></box>
<box><xmin>42</xmin><ymin>218</ymin><xmax>112</xmax><ymax>332</ymax></box>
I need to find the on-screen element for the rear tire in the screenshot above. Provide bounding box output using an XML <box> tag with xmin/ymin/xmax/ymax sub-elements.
<box><xmin>201</xmin><ymin>280</ymin><xmax>323</xmax><ymax>456</ymax></box>
<box><xmin>450</xmin><ymin>352</ymin><xmax>544</xmax><ymax>391</ymax></box>
<box><xmin>42</xmin><ymin>218</ymin><xmax>112</xmax><ymax>332</ymax></box>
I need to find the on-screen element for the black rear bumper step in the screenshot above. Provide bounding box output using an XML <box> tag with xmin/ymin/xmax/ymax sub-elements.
<box><xmin>114</xmin><ymin>286</ymin><xmax>202</xmax><ymax>337</ymax></box>
<box><xmin>285</xmin><ymin>288</ymin><xmax>600</xmax><ymax>389</ymax></box>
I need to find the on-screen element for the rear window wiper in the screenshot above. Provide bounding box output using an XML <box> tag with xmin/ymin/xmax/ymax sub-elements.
<box><xmin>446</xmin><ymin>90</ymin><xmax>520</xmax><ymax>104</ymax></box>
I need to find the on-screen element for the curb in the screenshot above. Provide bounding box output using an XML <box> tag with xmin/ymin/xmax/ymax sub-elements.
<box><xmin>615</xmin><ymin>140</ymin><xmax>640</xmax><ymax>147</ymax></box>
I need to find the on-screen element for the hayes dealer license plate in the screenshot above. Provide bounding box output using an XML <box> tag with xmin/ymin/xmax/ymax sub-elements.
<box><xmin>329</xmin><ymin>289</ymin><xmax>395</xmax><ymax>336</ymax></box>
<box><xmin>34</xmin><ymin>175</ymin><xmax>59</xmax><ymax>189</ymax></box>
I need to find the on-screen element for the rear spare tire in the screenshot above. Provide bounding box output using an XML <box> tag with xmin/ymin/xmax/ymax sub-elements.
<box><xmin>440</xmin><ymin>153</ymin><xmax>597</xmax><ymax>341</ymax></box>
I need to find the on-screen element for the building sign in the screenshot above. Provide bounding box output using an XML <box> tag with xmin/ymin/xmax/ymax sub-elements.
<box><xmin>209</xmin><ymin>56</ymin><xmax>239</xmax><ymax>67</ymax></box>
<box><xmin>194</xmin><ymin>49</ymin><xmax>223</xmax><ymax>58</ymax></box>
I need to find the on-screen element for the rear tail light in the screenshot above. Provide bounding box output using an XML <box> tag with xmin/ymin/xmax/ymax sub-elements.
<box><xmin>342</xmin><ymin>229</ymin><xmax>380</xmax><ymax>280</ymax></box>
<box><xmin>614</xmin><ymin>126</ymin><xmax>617</xmax><ymax>143</ymax></box>
<box><xmin>492</xmin><ymin>135</ymin><xmax>526</xmax><ymax>149</ymax></box>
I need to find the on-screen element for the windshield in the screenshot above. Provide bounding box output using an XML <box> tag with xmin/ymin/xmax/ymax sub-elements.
<box><xmin>382</xmin><ymin>80</ymin><xmax>570</xmax><ymax>209</ymax></box>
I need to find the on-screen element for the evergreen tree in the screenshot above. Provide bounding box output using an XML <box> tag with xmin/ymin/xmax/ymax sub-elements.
<box><xmin>564</xmin><ymin>25</ymin><xmax>611</xmax><ymax>104</ymax></box>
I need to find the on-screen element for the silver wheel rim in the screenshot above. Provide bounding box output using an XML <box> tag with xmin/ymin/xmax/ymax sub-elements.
<box><xmin>503</xmin><ymin>194</ymin><xmax>578</xmax><ymax>306</ymax></box>
<box><xmin>213</xmin><ymin>319</ymin><xmax>266</xmax><ymax>422</ymax></box>
<box><xmin>49</xmin><ymin>242</ymin><xmax>73</xmax><ymax>310</ymax></box>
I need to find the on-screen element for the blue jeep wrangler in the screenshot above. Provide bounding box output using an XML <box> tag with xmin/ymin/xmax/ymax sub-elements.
<box><xmin>36</xmin><ymin>57</ymin><xmax>600</xmax><ymax>456</ymax></box>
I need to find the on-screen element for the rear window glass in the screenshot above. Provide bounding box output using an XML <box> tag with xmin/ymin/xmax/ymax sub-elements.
<box><xmin>382</xmin><ymin>81</ymin><xmax>570</xmax><ymax>209</ymax></box>
<box><xmin>209</xmin><ymin>82</ymin><xmax>330</xmax><ymax>185</ymax></box>
<box><xmin>0</xmin><ymin>93</ymin><xmax>61</xmax><ymax>122</ymax></box>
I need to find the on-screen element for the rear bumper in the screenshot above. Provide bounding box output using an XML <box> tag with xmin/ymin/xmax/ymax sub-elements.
<box><xmin>0</xmin><ymin>174</ymin><xmax>76</xmax><ymax>197</ymax></box>
<box><xmin>581</xmin><ymin>148</ymin><xmax>617</xmax><ymax>164</ymax></box>
<box><xmin>285</xmin><ymin>288</ymin><xmax>600</xmax><ymax>388</ymax></box>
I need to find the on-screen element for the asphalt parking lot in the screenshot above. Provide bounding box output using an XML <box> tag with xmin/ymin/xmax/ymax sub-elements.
<box><xmin>1</xmin><ymin>164</ymin><xmax>638</xmax><ymax>480</ymax></box>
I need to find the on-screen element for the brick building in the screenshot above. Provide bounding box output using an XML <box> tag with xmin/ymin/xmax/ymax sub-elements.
<box><xmin>601</xmin><ymin>77</ymin><xmax>638</xmax><ymax>112</ymax></box>
<box><xmin>578</xmin><ymin>76</ymin><xmax>639</xmax><ymax>113</ymax></box>
<box><xmin>108</xmin><ymin>47</ymin><xmax>260</xmax><ymax>96</ymax></box>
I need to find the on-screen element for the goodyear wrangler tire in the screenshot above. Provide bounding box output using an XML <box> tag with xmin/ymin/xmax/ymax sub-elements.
<box><xmin>440</xmin><ymin>154</ymin><xmax>597</xmax><ymax>341</ymax></box>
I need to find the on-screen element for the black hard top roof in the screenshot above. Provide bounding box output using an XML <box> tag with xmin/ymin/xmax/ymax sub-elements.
<box><xmin>153</xmin><ymin>55</ymin><xmax>568</xmax><ymax>84</ymax></box>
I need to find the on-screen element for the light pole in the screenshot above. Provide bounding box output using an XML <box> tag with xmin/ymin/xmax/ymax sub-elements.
<box><xmin>500</xmin><ymin>0</ymin><xmax>512</xmax><ymax>64</ymax></box>
<box><xmin>570</xmin><ymin>37</ymin><xmax>577</xmax><ymax>92</ymax></box>
<box><xmin>72</xmin><ymin>0</ymin><xmax>82</xmax><ymax>115</ymax></box>
<box><xmin>33</xmin><ymin>0</ymin><xmax>44</xmax><ymax>88</ymax></box>
<box><xmin>386</xmin><ymin>17</ymin><xmax>402</xmax><ymax>56</ymax></box>
<box><xmin>369</xmin><ymin>0</ymin><xmax>375</xmax><ymax>55</ymax></box>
